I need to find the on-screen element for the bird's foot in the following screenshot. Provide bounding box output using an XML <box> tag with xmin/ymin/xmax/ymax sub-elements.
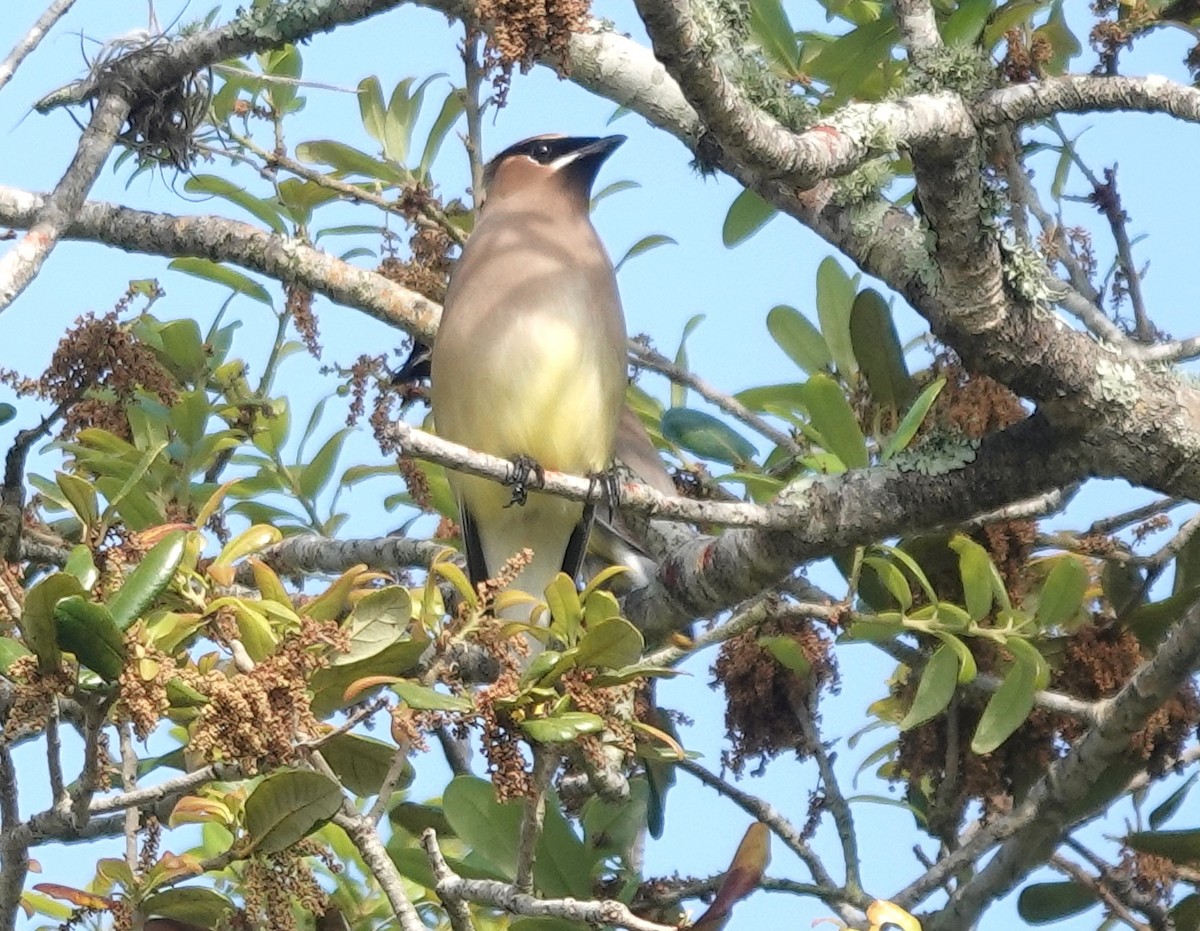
<box><xmin>505</xmin><ymin>455</ymin><xmax>545</xmax><ymax>507</ymax></box>
<box><xmin>588</xmin><ymin>467</ymin><xmax>621</xmax><ymax>520</ymax></box>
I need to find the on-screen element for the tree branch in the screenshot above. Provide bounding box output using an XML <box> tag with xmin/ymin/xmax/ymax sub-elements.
<box><xmin>0</xmin><ymin>0</ymin><xmax>78</xmax><ymax>94</ymax></box>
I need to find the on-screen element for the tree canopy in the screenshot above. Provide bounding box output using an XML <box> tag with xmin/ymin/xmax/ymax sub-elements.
<box><xmin>3</xmin><ymin>0</ymin><xmax>1200</xmax><ymax>930</ymax></box>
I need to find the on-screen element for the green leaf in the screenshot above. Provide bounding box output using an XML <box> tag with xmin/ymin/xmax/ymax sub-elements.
<box><xmin>243</xmin><ymin>770</ymin><xmax>342</xmax><ymax>854</ymax></box>
<box><xmin>941</xmin><ymin>0</ymin><xmax>994</xmax><ymax>47</ymax></box>
<box><xmin>392</xmin><ymin>681</ymin><xmax>473</xmax><ymax>712</ymax></box>
<box><xmin>107</xmin><ymin>532</ymin><xmax>187</xmax><ymax>630</ymax></box>
<box><xmin>53</xmin><ymin>596</ymin><xmax>126</xmax><ymax>681</ymax></box>
<box><xmin>722</xmin><ymin>188</ymin><xmax>778</xmax><ymax>248</ymax></box>
<box><xmin>142</xmin><ymin>887</ymin><xmax>238</xmax><ymax>927</ymax></box>
<box><xmin>321</xmin><ymin>732</ymin><xmax>412</xmax><ymax>798</ymax></box>
<box><xmin>443</xmin><ymin>776</ymin><xmax>522</xmax><ymax>879</ymax></box>
<box><xmin>169</xmin><ymin>258</ymin><xmax>272</xmax><ymax>306</ymax></box>
<box><xmin>801</xmin><ymin>374</ymin><xmax>868</xmax><ymax>470</ymax></box>
<box><xmin>357</xmin><ymin>76</ymin><xmax>388</xmax><ymax>146</ymax></box>
<box><xmin>591</xmin><ymin>179</ymin><xmax>640</xmax><ymax>209</ymax></box>
<box><xmin>1036</xmin><ymin>556</ymin><xmax>1089</xmax><ymax>628</ymax></box>
<box><xmin>1149</xmin><ymin>773</ymin><xmax>1197</xmax><ymax>830</ymax></box>
<box><xmin>184</xmin><ymin>175</ymin><xmax>286</xmax><ymax>233</ymax></box>
<box><xmin>950</xmin><ymin>534</ymin><xmax>994</xmax><ymax>622</ymax></box>
<box><xmin>0</xmin><ymin>637</ymin><xmax>30</xmax><ymax>674</ymax></box>
<box><xmin>1033</xmin><ymin>0</ymin><xmax>1081</xmax><ymax>75</ymax></box>
<box><xmin>815</xmin><ymin>257</ymin><xmax>858</xmax><ymax>376</ymax></box>
<box><xmin>671</xmin><ymin>313</ymin><xmax>705</xmax><ymax>409</ymax></box>
<box><xmin>660</xmin><ymin>408</ymin><xmax>757</xmax><ymax>466</ymax></box>
<box><xmin>1172</xmin><ymin>894</ymin><xmax>1200</xmax><ymax>931</ymax></box>
<box><xmin>1127</xmin><ymin>828</ymin><xmax>1200</xmax><ymax>863</ymax></box>
<box><xmin>900</xmin><ymin>645</ymin><xmax>958</xmax><ymax>729</ymax></box>
<box><xmin>759</xmin><ymin>635</ymin><xmax>811</xmax><ymax>676</ymax></box>
<box><xmin>862</xmin><ymin>556</ymin><xmax>913</xmax><ymax>611</ymax></box>
<box><xmin>521</xmin><ymin>712</ymin><xmax>606</xmax><ymax>743</ymax></box>
<box><xmin>0</xmin><ymin>404</ymin><xmax>14</xmax><ymax>426</ymax></box>
<box><xmin>55</xmin><ymin>472</ymin><xmax>99</xmax><ymax>531</ymax></box>
<box><xmin>767</xmin><ymin>305</ymin><xmax>831</xmax><ymax>375</ymax></box>
<box><xmin>1016</xmin><ymin>881</ymin><xmax>1097</xmax><ymax>925</ymax></box>
<box><xmin>615</xmin><ymin>234</ymin><xmax>677</xmax><ymax>273</ymax></box>
<box><xmin>881</xmin><ymin>377</ymin><xmax>946</xmax><ymax>460</ymax></box>
<box><xmin>850</xmin><ymin>289</ymin><xmax>914</xmax><ymax>412</ymax></box>
<box><xmin>298</xmin><ymin>428</ymin><xmax>352</xmax><ymax>501</ymax></box>
<box><xmin>575</xmin><ymin>617</ymin><xmax>644</xmax><ymax>669</ymax></box>
<box><xmin>419</xmin><ymin>89</ymin><xmax>466</xmax><ymax>178</ymax></box>
<box><xmin>971</xmin><ymin>658</ymin><xmax>1036</xmax><ymax>754</ymax></box>
<box><xmin>22</xmin><ymin>572</ymin><xmax>83</xmax><ymax>670</ymax></box>
<box><xmin>294</xmin><ymin>140</ymin><xmax>405</xmax><ymax>183</ymax></box>
<box><xmin>749</xmin><ymin>0</ymin><xmax>801</xmax><ymax>73</ymax></box>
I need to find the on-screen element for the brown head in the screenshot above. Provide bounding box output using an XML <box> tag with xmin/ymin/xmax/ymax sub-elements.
<box><xmin>482</xmin><ymin>133</ymin><xmax>626</xmax><ymax>211</ymax></box>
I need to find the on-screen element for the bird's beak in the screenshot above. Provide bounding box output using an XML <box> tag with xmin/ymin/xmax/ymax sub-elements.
<box><xmin>572</xmin><ymin>134</ymin><xmax>626</xmax><ymax>162</ymax></box>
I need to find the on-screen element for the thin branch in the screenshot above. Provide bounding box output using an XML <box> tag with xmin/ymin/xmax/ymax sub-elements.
<box><xmin>45</xmin><ymin>698</ymin><xmax>66</xmax><ymax>809</ymax></box>
<box><xmin>0</xmin><ymin>92</ymin><xmax>130</xmax><ymax>312</ymax></box>
<box><xmin>423</xmin><ymin>829</ymin><xmax>675</xmax><ymax>931</ymax></box>
<box><xmin>118</xmin><ymin>724</ymin><xmax>139</xmax><ymax>869</ymax></box>
<box><xmin>366</xmin><ymin>749</ymin><xmax>417</xmax><ymax>825</ymax></box>
<box><xmin>515</xmin><ymin>748</ymin><xmax>558</xmax><ymax>893</ymax></box>
<box><xmin>675</xmin><ymin>758</ymin><xmax>845</xmax><ymax>898</ymax></box>
<box><xmin>86</xmin><ymin>762</ymin><xmax>243</xmax><ymax>816</ymax></box>
<box><xmin>793</xmin><ymin>710</ymin><xmax>862</xmax><ymax>898</ymax></box>
<box><xmin>0</xmin><ymin>0</ymin><xmax>78</xmax><ymax>93</ymax></box>
<box><xmin>462</xmin><ymin>27</ymin><xmax>487</xmax><ymax>208</ymax></box>
<box><xmin>1049</xmin><ymin>855</ymin><xmax>1151</xmax><ymax>931</ymax></box>
<box><xmin>335</xmin><ymin>811</ymin><xmax>426</xmax><ymax>931</ymax></box>
<box><xmin>0</xmin><ymin>746</ymin><xmax>26</xmax><ymax>931</ymax></box>
<box><xmin>423</xmin><ymin>828</ymin><xmax>477</xmax><ymax>931</ymax></box>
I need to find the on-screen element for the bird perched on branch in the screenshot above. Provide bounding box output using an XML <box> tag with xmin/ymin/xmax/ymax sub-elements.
<box><xmin>431</xmin><ymin>134</ymin><xmax>629</xmax><ymax>619</ymax></box>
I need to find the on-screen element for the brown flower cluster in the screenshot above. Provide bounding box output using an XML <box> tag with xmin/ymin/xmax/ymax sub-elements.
<box><xmin>0</xmin><ymin>308</ymin><xmax>177</xmax><ymax>441</ymax></box>
<box><xmin>999</xmin><ymin>28</ymin><xmax>1052</xmax><ymax>84</ymax></box>
<box><xmin>242</xmin><ymin>846</ymin><xmax>329</xmax><ymax>931</ymax></box>
<box><xmin>473</xmin><ymin>666</ymin><xmax>533</xmax><ymax>802</ymax></box>
<box><xmin>475</xmin><ymin>0</ymin><xmax>591</xmax><ymax>104</ymax></box>
<box><xmin>286</xmin><ymin>284</ymin><xmax>321</xmax><ymax>359</ymax></box>
<box><xmin>929</xmin><ymin>353</ymin><xmax>1026</xmax><ymax>441</ymax></box>
<box><xmin>1089</xmin><ymin>0</ymin><xmax>1159</xmax><ymax>75</ymax></box>
<box><xmin>898</xmin><ymin>625</ymin><xmax>1199</xmax><ymax>828</ymax></box>
<box><xmin>712</xmin><ymin>614</ymin><xmax>839</xmax><ymax>775</ymax></box>
<box><xmin>1</xmin><ymin>654</ymin><xmax>75</xmax><ymax>744</ymax></box>
<box><xmin>120</xmin><ymin>617</ymin><xmax>348</xmax><ymax>769</ymax></box>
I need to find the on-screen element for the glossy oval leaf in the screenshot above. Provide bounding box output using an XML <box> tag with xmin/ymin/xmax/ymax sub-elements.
<box><xmin>899</xmin><ymin>645</ymin><xmax>959</xmax><ymax>730</ymax></box>
<box><xmin>521</xmin><ymin>711</ymin><xmax>606</xmax><ymax>743</ymax></box>
<box><xmin>168</xmin><ymin>258</ymin><xmax>272</xmax><ymax>306</ymax></box>
<box><xmin>1035</xmin><ymin>556</ymin><xmax>1090</xmax><ymax>628</ymax></box>
<box><xmin>722</xmin><ymin>187</ymin><xmax>778</xmax><ymax>248</ymax></box>
<box><xmin>766</xmin><ymin>305</ymin><xmax>831</xmax><ymax>374</ymax></box>
<box><xmin>815</xmin><ymin>257</ymin><xmax>857</xmax><ymax>376</ymax></box>
<box><xmin>850</xmin><ymin>289</ymin><xmax>914</xmax><ymax>412</ymax></box>
<box><xmin>801</xmin><ymin>374</ymin><xmax>868</xmax><ymax>470</ymax></box>
<box><xmin>1016</xmin><ymin>881</ymin><xmax>1097</xmax><ymax>925</ymax></box>
<box><xmin>243</xmin><ymin>770</ymin><xmax>342</xmax><ymax>854</ymax></box>
<box><xmin>107</xmin><ymin>531</ymin><xmax>187</xmax><ymax>630</ymax></box>
<box><xmin>971</xmin><ymin>658</ymin><xmax>1036</xmax><ymax>754</ymax></box>
<box><xmin>660</xmin><ymin>407</ymin><xmax>757</xmax><ymax>466</ymax></box>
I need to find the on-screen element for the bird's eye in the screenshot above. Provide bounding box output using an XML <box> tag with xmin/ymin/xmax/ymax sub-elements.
<box><xmin>530</xmin><ymin>141</ymin><xmax>553</xmax><ymax>163</ymax></box>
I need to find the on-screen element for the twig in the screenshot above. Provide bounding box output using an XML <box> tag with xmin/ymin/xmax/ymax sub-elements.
<box><xmin>0</xmin><ymin>745</ymin><xmax>29</xmax><ymax>931</ymax></box>
<box><xmin>793</xmin><ymin>710</ymin><xmax>862</xmax><ymax>898</ymax></box>
<box><xmin>423</xmin><ymin>828</ymin><xmax>477</xmax><ymax>931</ymax></box>
<box><xmin>1049</xmin><ymin>854</ymin><xmax>1151</xmax><ymax>931</ymax></box>
<box><xmin>462</xmin><ymin>27</ymin><xmax>487</xmax><ymax>208</ymax></box>
<box><xmin>630</xmin><ymin>343</ymin><xmax>802</xmax><ymax>456</ymax></box>
<box><xmin>1088</xmin><ymin>498</ymin><xmax>1181</xmax><ymax>536</ymax></box>
<box><xmin>0</xmin><ymin>92</ymin><xmax>131</xmax><ymax>311</ymax></box>
<box><xmin>45</xmin><ymin>697</ymin><xmax>66</xmax><ymax>808</ymax></box>
<box><xmin>515</xmin><ymin>748</ymin><xmax>558</xmax><ymax>893</ymax></box>
<box><xmin>675</xmin><ymin>758</ymin><xmax>845</xmax><ymax>897</ymax></box>
<box><xmin>1061</xmin><ymin>837</ymin><xmax>1171</xmax><ymax>929</ymax></box>
<box><xmin>225</xmin><ymin>128</ymin><xmax>467</xmax><ymax>246</ymax></box>
<box><xmin>336</xmin><ymin>811</ymin><xmax>426</xmax><ymax>931</ymax></box>
<box><xmin>422</xmin><ymin>829</ymin><xmax>674</xmax><ymax>931</ymax></box>
<box><xmin>366</xmin><ymin>749</ymin><xmax>417</xmax><ymax>825</ymax></box>
<box><xmin>2</xmin><ymin>398</ymin><xmax>73</xmax><ymax>560</ymax></box>
<box><xmin>118</xmin><ymin>723</ymin><xmax>139</xmax><ymax>869</ymax></box>
<box><xmin>86</xmin><ymin>762</ymin><xmax>242</xmax><ymax>816</ymax></box>
<box><xmin>0</xmin><ymin>0</ymin><xmax>78</xmax><ymax>94</ymax></box>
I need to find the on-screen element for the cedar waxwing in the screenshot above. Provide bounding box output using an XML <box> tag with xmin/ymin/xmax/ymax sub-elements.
<box><xmin>430</xmin><ymin>134</ymin><xmax>629</xmax><ymax>620</ymax></box>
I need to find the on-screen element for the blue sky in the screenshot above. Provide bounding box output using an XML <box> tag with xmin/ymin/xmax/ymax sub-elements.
<box><xmin>3</xmin><ymin>1</ymin><xmax>1200</xmax><ymax>929</ymax></box>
